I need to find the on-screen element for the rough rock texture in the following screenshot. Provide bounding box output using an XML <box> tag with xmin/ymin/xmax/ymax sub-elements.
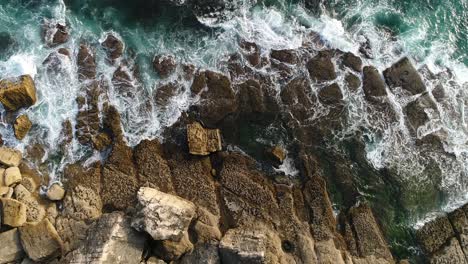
<box><xmin>55</xmin><ymin>216</ymin><xmax>89</xmax><ymax>254</ymax></box>
<box><xmin>271</xmin><ymin>49</ymin><xmax>299</xmax><ymax>64</ymax></box>
<box><xmin>342</xmin><ymin>52</ymin><xmax>363</xmax><ymax>72</ymax></box>
<box><xmin>346</xmin><ymin>73</ymin><xmax>361</xmax><ymax>91</ymax></box>
<box><xmin>307</xmin><ymin>51</ymin><xmax>337</xmax><ymax>82</ymax></box>
<box><xmin>0</xmin><ymin>146</ymin><xmax>22</xmax><ymax>167</ymax></box>
<box><xmin>383</xmin><ymin>57</ymin><xmax>426</xmax><ymax>95</ymax></box>
<box><xmin>416</xmin><ymin>215</ymin><xmax>455</xmax><ymax>254</ymax></box>
<box><xmin>47</xmin><ymin>183</ymin><xmax>65</xmax><ymax>201</ymax></box>
<box><xmin>75</xmin><ymin>81</ymin><xmax>102</xmax><ymax>146</ymax></box>
<box><xmin>430</xmin><ymin>237</ymin><xmax>467</xmax><ymax>264</ymax></box>
<box><xmin>77</xmin><ymin>44</ymin><xmax>96</xmax><ymax>80</ymax></box>
<box><xmin>65</xmin><ymin>212</ymin><xmax>146</xmax><ymax>264</ymax></box>
<box><xmin>178</xmin><ymin>243</ymin><xmax>220</xmax><ymax>264</ymax></box>
<box><xmin>404</xmin><ymin>93</ymin><xmax>437</xmax><ymax>134</ymax></box>
<box><xmin>43</xmin><ymin>22</ymin><xmax>69</xmax><ymax>47</ymax></box>
<box><xmin>363</xmin><ymin>66</ymin><xmax>387</xmax><ymax>102</ymax></box>
<box><xmin>19</xmin><ymin>218</ymin><xmax>64</xmax><ymax>262</ymax></box>
<box><xmin>318</xmin><ymin>83</ymin><xmax>343</xmax><ymax>105</ymax></box>
<box><xmin>267</xmin><ymin>146</ymin><xmax>286</xmax><ymax>164</ymax></box>
<box><xmin>153</xmin><ymin>54</ymin><xmax>177</xmax><ymax>78</ymax></box>
<box><xmin>0</xmin><ymin>75</ymin><xmax>37</xmax><ymax>111</ymax></box>
<box><xmin>4</xmin><ymin>166</ymin><xmax>22</xmax><ymax>186</ymax></box>
<box><xmin>187</xmin><ymin>122</ymin><xmax>222</xmax><ymax>156</ymax></box>
<box><xmin>0</xmin><ymin>228</ymin><xmax>24</xmax><ymax>264</ymax></box>
<box><xmin>448</xmin><ymin>205</ymin><xmax>468</xmax><ymax>255</ymax></box>
<box><xmin>1</xmin><ymin>198</ymin><xmax>27</xmax><ymax>227</ymax></box>
<box><xmin>152</xmin><ymin>233</ymin><xmax>194</xmax><ymax>261</ymax></box>
<box><xmin>62</xmin><ymin>185</ymin><xmax>102</xmax><ymax>221</ymax></box>
<box><xmin>14</xmin><ymin>184</ymin><xmax>46</xmax><ymax>223</ymax></box>
<box><xmin>14</xmin><ymin>114</ymin><xmax>32</xmax><ymax>140</ymax></box>
<box><xmin>131</xmin><ymin>187</ymin><xmax>196</xmax><ymax>241</ymax></box>
<box><xmin>101</xmin><ymin>33</ymin><xmax>124</xmax><ymax>62</ymax></box>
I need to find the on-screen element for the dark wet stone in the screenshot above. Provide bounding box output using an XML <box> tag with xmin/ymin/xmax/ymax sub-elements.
<box><xmin>58</xmin><ymin>48</ymin><xmax>71</xmax><ymax>58</ymax></box>
<box><xmin>306</xmin><ymin>51</ymin><xmax>336</xmax><ymax>82</ymax></box>
<box><xmin>154</xmin><ymin>82</ymin><xmax>181</xmax><ymax>107</ymax></box>
<box><xmin>77</xmin><ymin>44</ymin><xmax>96</xmax><ymax>80</ymax></box>
<box><xmin>404</xmin><ymin>93</ymin><xmax>437</xmax><ymax>133</ymax></box>
<box><xmin>383</xmin><ymin>57</ymin><xmax>426</xmax><ymax>95</ymax></box>
<box><xmin>345</xmin><ymin>73</ymin><xmax>360</xmax><ymax>92</ymax></box>
<box><xmin>342</xmin><ymin>52</ymin><xmax>362</xmax><ymax>72</ymax></box>
<box><xmin>270</xmin><ymin>49</ymin><xmax>299</xmax><ymax>65</ymax></box>
<box><xmin>416</xmin><ymin>215</ymin><xmax>455</xmax><ymax>254</ymax></box>
<box><xmin>318</xmin><ymin>83</ymin><xmax>343</xmax><ymax>105</ymax></box>
<box><xmin>240</xmin><ymin>40</ymin><xmax>261</xmax><ymax>67</ymax></box>
<box><xmin>191</xmin><ymin>70</ymin><xmax>207</xmax><ymax>94</ymax></box>
<box><xmin>153</xmin><ymin>54</ymin><xmax>177</xmax><ymax>78</ymax></box>
<box><xmin>237</xmin><ymin>79</ymin><xmax>265</xmax><ymax>114</ymax></box>
<box><xmin>102</xmin><ymin>33</ymin><xmax>124</xmax><ymax>62</ymax></box>
<box><xmin>43</xmin><ymin>22</ymin><xmax>69</xmax><ymax>47</ymax></box>
<box><xmin>359</xmin><ymin>37</ymin><xmax>373</xmax><ymax>59</ymax></box>
<box><xmin>0</xmin><ymin>32</ymin><xmax>15</xmax><ymax>57</ymax></box>
<box><xmin>432</xmin><ymin>84</ymin><xmax>445</xmax><ymax>102</ymax></box>
<box><xmin>362</xmin><ymin>66</ymin><xmax>386</xmax><ymax>102</ymax></box>
<box><xmin>280</xmin><ymin>77</ymin><xmax>314</xmax><ymax>122</ymax></box>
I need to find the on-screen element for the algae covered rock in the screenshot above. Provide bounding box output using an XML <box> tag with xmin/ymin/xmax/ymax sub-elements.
<box><xmin>0</xmin><ymin>75</ymin><xmax>37</xmax><ymax>111</ymax></box>
<box><xmin>14</xmin><ymin>114</ymin><xmax>32</xmax><ymax>140</ymax></box>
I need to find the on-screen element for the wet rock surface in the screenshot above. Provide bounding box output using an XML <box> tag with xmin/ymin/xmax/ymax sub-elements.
<box><xmin>0</xmin><ymin>75</ymin><xmax>37</xmax><ymax>111</ymax></box>
<box><xmin>384</xmin><ymin>57</ymin><xmax>426</xmax><ymax>95</ymax></box>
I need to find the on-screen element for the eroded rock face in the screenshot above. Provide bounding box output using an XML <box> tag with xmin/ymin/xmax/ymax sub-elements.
<box><xmin>362</xmin><ymin>66</ymin><xmax>386</xmax><ymax>102</ymax></box>
<box><xmin>14</xmin><ymin>184</ymin><xmax>46</xmax><ymax>223</ymax></box>
<box><xmin>0</xmin><ymin>75</ymin><xmax>37</xmax><ymax>111</ymax></box>
<box><xmin>307</xmin><ymin>51</ymin><xmax>337</xmax><ymax>82</ymax></box>
<box><xmin>65</xmin><ymin>212</ymin><xmax>145</xmax><ymax>264</ymax></box>
<box><xmin>131</xmin><ymin>187</ymin><xmax>196</xmax><ymax>241</ymax></box>
<box><xmin>430</xmin><ymin>237</ymin><xmax>466</xmax><ymax>264</ymax></box>
<box><xmin>0</xmin><ymin>228</ymin><xmax>24</xmax><ymax>264</ymax></box>
<box><xmin>1</xmin><ymin>198</ymin><xmax>27</xmax><ymax>227</ymax></box>
<box><xmin>416</xmin><ymin>215</ymin><xmax>455</xmax><ymax>254</ymax></box>
<box><xmin>153</xmin><ymin>54</ymin><xmax>177</xmax><ymax>78</ymax></box>
<box><xmin>77</xmin><ymin>44</ymin><xmax>96</xmax><ymax>81</ymax></box>
<box><xmin>384</xmin><ymin>57</ymin><xmax>426</xmax><ymax>95</ymax></box>
<box><xmin>101</xmin><ymin>33</ymin><xmax>124</xmax><ymax>62</ymax></box>
<box><xmin>0</xmin><ymin>147</ymin><xmax>22</xmax><ymax>167</ymax></box>
<box><xmin>62</xmin><ymin>185</ymin><xmax>102</xmax><ymax>221</ymax></box>
<box><xmin>187</xmin><ymin>122</ymin><xmax>222</xmax><ymax>156</ymax></box>
<box><xmin>19</xmin><ymin>218</ymin><xmax>64</xmax><ymax>262</ymax></box>
<box><xmin>14</xmin><ymin>114</ymin><xmax>32</xmax><ymax>140</ymax></box>
<box><xmin>178</xmin><ymin>243</ymin><xmax>220</xmax><ymax>264</ymax></box>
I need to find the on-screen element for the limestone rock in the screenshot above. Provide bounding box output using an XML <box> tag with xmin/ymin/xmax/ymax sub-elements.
<box><xmin>65</xmin><ymin>212</ymin><xmax>146</xmax><ymax>264</ymax></box>
<box><xmin>153</xmin><ymin>233</ymin><xmax>194</xmax><ymax>261</ymax></box>
<box><xmin>384</xmin><ymin>57</ymin><xmax>426</xmax><ymax>95</ymax></box>
<box><xmin>416</xmin><ymin>215</ymin><xmax>455</xmax><ymax>254</ymax></box>
<box><xmin>14</xmin><ymin>114</ymin><xmax>32</xmax><ymax>140</ymax></box>
<box><xmin>55</xmin><ymin>216</ymin><xmax>89</xmax><ymax>254</ymax></box>
<box><xmin>62</xmin><ymin>185</ymin><xmax>102</xmax><ymax>221</ymax></box>
<box><xmin>178</xmin><ymin>243</ymin><xmax>220</xmax><ymax>264</ymax></box>
<box><xmin>307</xmin><ymin>50</ymin><xmax>337</xmax><ymax>82</ymax></box>
<box><xmin>131</xmin><ymin>187</ymin><xmax>196</xmax><ymax>241</ymax></box>
<box><xmin>315</xmin><ymin>239</ymin><xmax>345</xmax><ymax>264</ymax></box>
<box><xmin>19</xmin><ymin>218</ymin><xmax>64</xmax><ymax>262</ymax></box>
<box><xmin>4</xmin><ymin>166</ymin><xmax>22</xmax><ymax>186</ymax></box>
<box><xmin>363</xmin><ymin>66</ymin><xmax>386</xmax><ymax>102</ymax></box>
<box><xmin>187</xmin><ymin>122</ymin><xmax>222</xmax><ymax>156</ymax></box>
<box><xmin>13</xmin><ymin>184</ymin><xmax>46</xmax><ymax>223</ymax></box>
<box><xmin>146</xmin><ymin>257</ymin><xmax>166</xmax><ymax>264</ymax></box>
<box><xmin>1</xmin><ymin>198</ymin><xmax>26</xmax><ymax>227</ymax></box>
<box><xmin>429</xmin><ymin>237</ymin><xmax>466</xmax><ymax>264</ymax></box>
<box><xmin>0</xmin><ymin>186</ymin><xmax>10</xmax><ymax>196</ymax></box>
<box><xmin>153</xmin><ymin>54</ymin><xmax>177</xmax><ymax>78</ymax></box>
<box><xmin>46</xmin><ymin>183</ymin><xmax>65</xmax><ymax>201</ymax></box>
<box><xmin>0</xmin><ymin>75</ymin><xmax>37</xmax><ymax>111</ymax></box>
<box><xmin>448</xmin><ymin>205</ymin><xmax>468</xmax><ymax>255</ymax></box>
<box><xmin>0</xmin><ymin>228</ymin><xmax>24</xmax><ymax>264</ymax></box>
<box><xmin>101</xmin><ymin>33</ymin><xmax>124</xmax><ymax>62</ymax></box>
<box><xmin>0</xmin><ymin>146</ymin><xmax>22</xmax><ymax>167</ymax></box>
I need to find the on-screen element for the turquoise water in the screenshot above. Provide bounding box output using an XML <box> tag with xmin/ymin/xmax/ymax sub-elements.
<box><xmin>0</xmin><ymin>0</ymin><xmax>467</xmax><ymax>261</ymax></box>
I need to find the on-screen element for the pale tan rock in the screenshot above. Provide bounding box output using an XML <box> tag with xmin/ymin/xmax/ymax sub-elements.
<box><xmin>14</xmin><ymin>184</ymin><xmax>46</xmax><ymax>222</ymax></box>
<box><xmin>20</xmin><ymin>177</ymin><xmax>37</xmax><ymax>193</ymax></box>
<box><xmin>0</xmin><ymin>186</ymin><xmax>10</xmax><ymax>196</ymax></box>
<box><xmin>0</xmin><ymin>75</ymin><xmax>37</xmax><ymax>111</ymax></box>
<box><xmin>131</xmin><ymin>187</ymin><xmax>196</xmax><ymax>241</ymax></box>
<box><xmin>0</xmin><ymin>168</ymin><xmax>5</xmax><ymax>186</ymax></box>
<box><xmin>56</xmin><ymin>216</ymin><xmax>89</xmax><ymax>253</ymax></box>
<box><xmin>1</xmin><ymin>198</ymin><xmax>27</xmax><ymax>227</ymax></box>
<box><xmin>315</xmin><ymin>240</ymin><xmax>346</xmax><ymax>264</ymax></box>
<box><xmin>187</xmin><ymin>122</ymin><xmax>222</xmax><ymax>156</ymax></box>
<box><xmin>4</xmin><ymin>166</ymin><xmax>22</xmax><ymax>186</ymax></box>
<box><xmin>0</xmin><ymin>147</ymin><xmax>22</xmax><ymax>167</ymax></box>
<box><xmin>46</xmin><ymin>183</ymin><xmax>65</xmax><ymax>201</ymax></box>
<box><xmin>146</xmin><ymin>256</ymin><xmax>166</xmax><ymax>264</ymax></box>
<box><xmin>268</xmin><ymin>145</ymin><xmax>286</xmax><ymax>163</ymax></box>
<box><xmin>14</xmin><ymin>114</ymin><xmax>32</xmax><ymax>140</ymax></box>
<box><xmin>62</xmin><ymin>185</ymin><xmax>102</xmax><ymax>221</ymax></box>
<box><xmin>46</xmin><ymin>203</ymin><xmax>58</xmax><ymax>226</ymax></box>
<box><xmin>153</xmin><ymin>232</ymin><xmax>194</xmax><ymax>261</ymax></box>
<box><xmin>19</xmin><ymin>218</ymin><xmax>64</xmax><ymax>262</ymax></box>
<box><xmin>0</xmin><ymin>228</ymin><xmax>24</xmax><ymax>264</ymax></box>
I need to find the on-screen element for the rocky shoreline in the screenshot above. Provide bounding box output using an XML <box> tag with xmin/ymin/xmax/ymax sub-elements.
<box><xmin>0</xmin><ymin>19</ymin><xmax>466</xmax><ymax>264</ymax></box>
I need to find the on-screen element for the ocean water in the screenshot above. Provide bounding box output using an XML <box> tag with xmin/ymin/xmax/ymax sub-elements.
<box><xmin>0</xmin><ymin>0</ymin><xmax>467</xmax><ymax>259</ymax></box>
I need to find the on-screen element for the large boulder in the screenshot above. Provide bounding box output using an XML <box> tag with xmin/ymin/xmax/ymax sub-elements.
<box><xmin>0</xmin><ymin>228</ymin><xmax>24</xmax><ymax>264</ymax></box>
<box><xmin>14</xmin><ymin>114</ymin><xmax>32</xmax><ymax>140</ymax></box>
<box><xmin>77</xmin><ymin>44</ymin><xmax>96</xmax><ymax>80</ymax></box>
<box><xmin>318</xmin><ymin>83</ymin><xmax>343</xmax><ymax>105</ymax></box>
<box><xmin>270</xmin><ymin>49</ymin><xmax>299</xmax><ymax>64</ymax></box>
<box><xmin>62</xmin><ymin>185</ymin><xmax>102</xmax><ymax>221</ymax></box>
<box><xmin>4</xmin><ymin>166</ymin><xmax>22</xmax><ymax>186</ymax></box>
<box><xmin>383</xmin><ymin>57</ymin><xmax>426</xmax><ymax>95</ymax></box>
<box><xmin>0</xmin><ymin>75</ymin><xmax>37</xmax><ymax>111</ymax></box>
<box><xmin>429</xmin><ymin>237</ymin><xmax>466</xmax><ymax>264</ymax></box>
<box><xmin>307</xmin><ymin>51</ymin><xmax>337</xmax><ymax>82</ymax></box>
<box><xmin>131</xmin><ymin>187</ymin><xmax>196</xmax><ymax>241</ymax></box>
<box><xmin>101</xmin><ymin>33</ymin><xmax>124</xmax><ymax>63</ymax></box>
<box><xmin>153</xmin><ymin>54</ymin><xmax>177</xmax><ymax>78</ymax></box>
<box><xmin>342</xmin><ymin>52</ymin><xmax>362</xmax><ymax>72</ymax></box>
<box><xmin>65</xmin><ymin>212</ymin><xmax>146</xmax><ymax>264</ymax></box>
<box><xmin>19</xmin><ymin>218</ymin><xmax>64</xmax><ymax>262</ymax></box>
<box><xmin>13</xmin><ymin>184</ymin><xmax>46</xmax><ymax>223</ymax></box>
<box><xmin>416</xmin><ymin>215</ymin><xmax>455</xmax><ymax>254</ymax></box>
<box><xmin>362</xmin><ymin>66</ymin><xmax>386</xmax><ymax>102</ymax></box>
<box><xmin>0</xmin><ymin>146</ymin><xmax>22</xmax><ymax>167</ymax></box>
<box><xmin>0</xmin><ymin>198</ymin><xmax>27</xmax><ymax>227</ymax></box>
<box><xmin>187</xmin><ymin>122</ymin><xmax>222</xmax><ymax>156</ymax></box>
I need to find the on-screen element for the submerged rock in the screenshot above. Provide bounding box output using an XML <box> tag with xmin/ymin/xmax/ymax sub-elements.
<box><xmin>19</xmin><ymin>218</ymin><xmax>64</xmax><ymax>262</ymax></box>
<box><xmin>383</xmin><ymin>57</ymin><xmax>426</xmax><ymax>95</ymax></box>
<box><xmin>43</xmin><ymin>22</ymin><xmax>69</xmax><ymax>47</ymax></box>
<box><xmin>342</xmin><ymin>52</ymin><xmax>362</xmax><ymax>72</ymax></box>
<box><xmin>0</xmin><ymin>228</ymin><xmax>24</xmax><ymax>264</ymax></box>
<box><xmin>14</xmin><ymin>114</ymin><xmax>32</xmax><ymax>140</ymax></box>
<box><xmin>404</xmin><ymin>93</ymin><xmax>437</xmax><ymax>134</ymax></box>
<box><xmin>101</xmin><ymin>33</ymin><xmax>124</xmax><ymax>62</ymax></box>
<box><xmin>362</xmin><ymin>66</ymin><xmax>386</xmax><ymax>102</ymax></box>
<box><xmin>345</xmin><ymin>73</ymin><xmax>361</xmax><ymax>92</ymax></box>
<box><xmin>153</xmin><ymin>54</ymin><xmax>177</xmax><ymax>78</ymax></box>
<box><xmin>318</xmin><ymin>83</ymin><xmax>343</xmax><ymax>105</ymax></box>
<box><xmin>187</xmin><ymin>122</ymin><xmax>222</xmax><ymax>156</ymax></box>
<box><xmin>132</xmin><ymin>187</ymin><xmax>196</xmax><ymax>241</ymax></box>
<box><xmin>0</xmin><ymin>75</ymin><xmax>37</xmax><ymax>111</ymax></box>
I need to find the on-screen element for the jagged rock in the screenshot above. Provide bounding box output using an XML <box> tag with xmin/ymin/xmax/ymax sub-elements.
<box><xmin>64</xmin><ymin>162</ymin><xmax>101</xmax><ymax>194</ymax></box>
<box><xmin>404</xmin><ymin>93</ymin><xmax>437</xmax><ymax>133</ymax></box>
<box><xmin>237</xmin><ymin>79</ymin><xmax>268</xmax><ymax>114</ymax></box>
<box><xmin>46</xmin><ymin>183</ymin><xmax>65</xmax><ymax>201</ymax></box>
<box><xmin>270</xmin><ymin>49</ymin><xmax>299</xmax><ymax>64</ymax></box>
<box><xmin>315</xmin><ymin>239</ymin><xmax>346</xmax><ymax>264</ymax></box>
<box><xmin>134</xmin><ymin>139</ymin><xmax>174</xmax><ymax>193</ymax></box>
<box><xmin>416</xmin><ymin>215</ymin><xmax>455</xmax><ymax>254</ymax></box>
<box><xmin>219</xmin><ymin>225</ymin><xmax>292</xmax><ymax>264</ymax></box>
<box><xmin>429</xmin><ymin>237</ymin><xmax>466</xmax><ymax>264</ymax></box>
<box><xmin>363</xmin><ymin>66</ymin><xmax>386</xmax><ymax>102</ymax></box>
<box><xmin>153</xmin><ymin>233</ymin><xmax>194</xmax><ymax>261</ymax></box>
<box><xmin>345</xmin><ymin>73</ymin><xmax>361</xmax><ymax>91</ymax></box>
<box><xmin>43</xmin><ymin>22</ymin><xmax>69</xmax><ymax>47</ymax></box>
<box><xmin>0</xmin><ymin>147</ymin><xmax>21</xmax><ymax>167</ymax></box>
<box><xmin>0</xmin><ymin>228</ymin><xmax>24</xmax><ymax>264</ymax></box>
<box><xmin>1</xmin><ymin>198</ymin><xmax>26</xmax><ymax>227</ymax></box>
<box><xmin>383</xmin><ymin>57</ymin><xmax>426</xmax><ymax>95</ymax></box>
<box><xmin>187</xmin><ymin>122</ymin><xmax>222</xmax><ymax>156</ymax></box>
<box><xmin>192</xmin><ymin>70</ymin><xmax>237</xmax><ymax>126</ymax></box>
<box><xmin>348</xmin><ymin>204</ymin><xmax>393</xmax><ymax>261</ymax></box>
<box><xmin>432</xmin><ymin>84</ymin><xmax>445</xmax><ymax>102</ymax></box>
<box><xmin>153</xmin><ymin>54</ymin><xmax>177</xmax><ymax>78</ymax></box>
<box><xmin>103</xmin><ymin>104</ymin><xmax>124</xmax><ymax>141</ymax></box>
<box><xmin>280</xmin><ymin>77</ymin><xmax>314</xmax><ymax>122</ymax></box>
<box><xmin>342</xmin><ymin>52</ymin><xmax>362</xmax><ymax>72</ymax></box>
<box><xmin>62</xmin><ymin>185</ymin><xmax>102</xmax><ymax>221</ymax></box>
<box><xmin>240</xmin><ymin>41</ymin><xmax>261</xmax><ymax>67</ymax></box>
<box><xmin>178</xmin><ymin>243</ymin><xmax>220</xmax><ymax>264</ymax></box>
<box><xmin>14</xmin><ymin>114</ymin><xmax>32</xmax><ymax>140</ymax></box>
<box><xmin>65</xmin><ymin>212</ymin><xmax>146</xmax><ymax>264</ymax></box>
<box><xmin>318</xmin><ymin>83</ymin><xmax>343</xmax><ymax>105</ymax></box>
<box><xmin>92</xmin><ymin>132</ymin><xmax>112</xmax><ymax>151</ymax></box>
<box><xmin>154</xmin><ymin>82</ymin><xmax>180</xmax><ymax>107</ymax></box>
<box><xmin>77</xmin><ymin>44</ymin><xmax>96</xmax><ymax>80</ymax></box>
<box><xmin>75</xmin><ymin>81</ymin><xmax>102</xmax><ymax>146</ymax></box>
<box><xmin>20</xmin><ymin>176</ymin><xmax>37</xmax><ymax>194</ymax></box>
<box><xmin>55</xmin><ymin>216</ymin><xmax>89</xmax><ymax>254</ymax></box>
<box><xmin>307</xmin><ymin>51</ymin><xmax>337</xmax><ymax>82</ymax></box>
<box><xmin>0</xmin><ymin>75</ymin><xmax>37</xmax><ymax>111</ymax></box>
<box><xmin>132</xmin><ymin>187</ymin><xmax>196</xmax><ymax>241</ymax></box>
<box><xmin>267</xmin><ymin>145</ymin><xmax>286</xmax><ymax>164</ymax></box>
<box><xmin>19</xmin><ymin>218</ymin><xmax>63</xmax><ymax>262</ymax></box>
<box><xmin>14</xmin><ymin>184</ymin><xmax>46</xmax><ymax>223</ymax></box>
<box><xmin>101</xmin><ymin>33</ymin><xmax>124</xmax><ymax>62</ymax></box>
<box><xmin>4</xmin><ymin>166</ymin><xmax>22</xmax><ymax>186</ymax></box>
<box><xmin>448</xmin><ymin>205</ymin><xmax>468</xmax><ymax>254</ymax></box>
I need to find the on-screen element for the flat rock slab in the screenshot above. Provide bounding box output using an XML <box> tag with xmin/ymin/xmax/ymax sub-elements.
<box><xmin>384</xmin><ymin>57</ymin><xmax>426</xmax><ymax>95</ymax></box>
<box><xmin>66</xmin><ymin>212</ymin><xmax>145</xmax><ymax>264</ymax></box>
<box><xmin>0</xmin><ymin>147</ymin><xmax>22</xmax><ymax>167</ymax></box>
<box><xmin>19</xmin><ymin>218</ymin><xmax>64</xmax><ymax>262</ymax></box>
<box><xmin>187</xmin><ymin>122</ymin><xmax>222</xmax><ymax>156</ymax></box>
<box><xmin>131</xmin><ymin>187</ymin><xmax>196</xmax><ymax>241</ymax></box>
<box><xmin>1</xmin><ymin>198</ymin><xmax>27</xmax><ymax>227</ymax></box>
<box><xmin>0</xmin><ymin>228</ymin><xmax>24</xmax><ymax>264</ymax></box>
